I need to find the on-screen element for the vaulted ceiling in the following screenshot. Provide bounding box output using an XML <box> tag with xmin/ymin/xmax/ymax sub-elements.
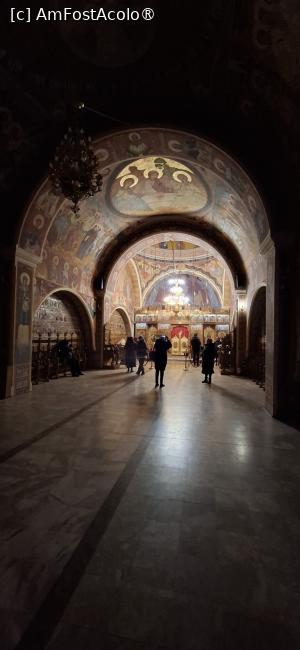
<box><xmin>18</xmin><ymin>129</ymin><xmax>268</xmax><ymax>305</ymax></box>
<box><xmin>1</xmin><ymin>0</ymin><xmax>300</xmax><ymax>247</ymax></box>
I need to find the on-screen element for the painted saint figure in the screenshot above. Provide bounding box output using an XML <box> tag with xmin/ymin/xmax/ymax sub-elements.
<box><xmin>16</xmin><ymin>271</ymin><xmax>31</xmax><ymax>362</ymax></box>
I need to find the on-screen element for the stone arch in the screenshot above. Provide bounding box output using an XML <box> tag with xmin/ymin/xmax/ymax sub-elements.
<box><xmin>18</xmin><ymin>128</ymin><xmax>270</xmax><ymax>275</ymax></box>
<box><xmin>105</xmin><ymin>306</ymin><xmax>132</xmax><ymax>345</ymax></box>
<box><xmin>28</xmin><ymin>287</ymin><xmax>95</xmax><ymax>387</ymax></box>
<box><xmin>103</xmin><ymin>229</ymin><xmax>236</xmax><ymax>328</ymax></box>
<box><xmin>128</xmin><ymin>259</ymin><xmax>142</xmax><ymax>308</ymax></box>
<box><xmin>96</xmin><ymin>216</ymin><xmax>247</xmax><ymax>292</ymax></box>
<box><xmin>12</xmin><ymin>128</ymin><xmax>276</xmax><ymax>412</ymax></box>
<box><xmin>113</xmin><ymin>307</ymin><xmax>132</xmax><ymax>334</ymax></box>
<box><xmin>34</xmin><ymin>287</ymin><xmax>95</xmax><ymax>350</ymax></box>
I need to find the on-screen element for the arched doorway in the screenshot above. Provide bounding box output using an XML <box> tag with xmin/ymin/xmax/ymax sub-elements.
<box><xmin>31</xmin><ymin>289</ymin><xmax>93</xmax><ymax>383</ymax></box>
<box><xmin>248</xmin><ymin>286</ymin><xmax>266</xmax><ymax>387</ymax></box>
<box><xmin>105</xmin><ymin>307</ymin><xmax>131</xmax><ymax>345</ymax></box>
<box><xmin>103</xmin><ymin>232</ymin><xmax>235</xmax><ymax>357</ymax></box>
<box><xmin>12</xmin><ymin>128</ymin><xmax>277</xmax><ymax>413</ymax></box>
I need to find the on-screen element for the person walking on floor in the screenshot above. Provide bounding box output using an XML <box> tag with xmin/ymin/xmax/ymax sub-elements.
<box><xmin>202</xmin><ymin>338</ymin><xmax>216</xmax><ymax>384</ymax></box>
<box><xmin>154</xmin><ymin>335</ymin><xmax>172</xmax><ymax>388</ymax></box>
<box><xmin>124</xmin><ymin>336</ymin><xmax>137</xmax><ymax>373</ymax></box>
<box><xmin>190</xmin><ymin>333</ymin><xmax>201</xmax><ymax>366</ymax></box>
<box><xmin>136</xmin><ymin>336</ymin><xmax>148</xmax><ymax>375</ymax></box>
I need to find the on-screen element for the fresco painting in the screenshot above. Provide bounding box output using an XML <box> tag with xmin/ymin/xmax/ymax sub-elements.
<box><xmin>184</xmin><ymin>261</ymin><xmax>224</xmax><ymax>293</ymax></box>
<box><xmin>158</xmin><ymin>241</ymin><xmax>197</xmax><ymax>250</ymax></box>
<box><xmin>144</xmin><ymin>274</ymin><xmax>221</xmax><ymax>309</ymax></box>
<box><xmin>34</xmin><ymin>277</ymin><xmax>59</xmax><ymax>311</ymax></box>
<box><xmin>15</xmin><ymin>262</ymin><xmax>34</xmax><ymax>393</ymax></box>
<box><xmin>33</xmin><ymin>294</ymin><xmax>83</xmax><ymax>339</ymax></box>
<box><xmin>16</xmin><ymin>267</ymin><xmax>32</xmax><ymax>360</ymax></box>
<box><xmin>109</xmin><ymin>156</ymin><xmax>211</xmax><ymax>216</ymax></box>
<box><xmin>136</xmin><ymin>254</ymin><xmax>225</xmax><ymax>296</ymax></box>
<box><xmin>213</xmin><ymin>182</ymin><xmax>258</xmax><ymax>247</ymax></box>
<box><xmin>135</xmin><ymin>257</ymin><xmax>161</xmax><ymax>288</ymax></box>
<box><xmin>15</xmin><ymin>128</ymin><xmax>269</xmax><ymax>374</ymax></box>
<box><xmin>112</xmin><ymin>264</ymin><xmax>136</xmax><ymax>320</ymax></box>
<box><xmin>20</xmin><ymin>189</ymin><xmax>63</xmax><ymax>255</ymax></box>
<box><xmin>33</xmin><ymin>277</ymin><xmax>96</xmax><ymax>320</ymax></box>
<box><xmin>35</xmin><ymin>204</ymin><xmax>115</xmax><ymax>299</ymax></box>
<box><xmin>19</xmin><ymin>129</ymin><xmax>269</xmax><ymax>274</ymax></box>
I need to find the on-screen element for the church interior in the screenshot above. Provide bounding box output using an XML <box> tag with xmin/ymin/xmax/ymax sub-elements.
<box><xmin>1</xmin><ymin>1</ymin><xmax>300</xmax><ymax>648</ymax></box>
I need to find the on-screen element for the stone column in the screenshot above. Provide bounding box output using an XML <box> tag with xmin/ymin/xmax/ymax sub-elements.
<box><xmin>235</xmin><ymin>290</ymin><xmax>247</xmax><ymax>375</ymax></box>
<box><xmin>274</xmin><ymin>233</ymin><xmax>296</xmax><ymax>422</ymax></box>
<box><xmin>0</xmin><ymin>249</ymin><xmax>15</xmax><ymax>398</ymax></box>
<box><xmin>261</xmin><ymin>236</ymin><xmax>278</xmax><ymax>416</ymax></box>
<box><xmin>13</xmin><ymin>247</ymin><xmax>40</xmax><ymax>395</ymax></box>
<box><xmin>95</xmin><ymin>289</ymin><xmax>105</xmax><ymax>368</ymax></box>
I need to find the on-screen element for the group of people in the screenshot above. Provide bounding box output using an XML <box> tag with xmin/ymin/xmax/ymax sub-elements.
<box><xmin>124</xmin><ymin>335</ymin><xmax>148</xmax><ymax>376</ymax></box>
<box><xmin>124</xmin><ymin>332</ymin><xmax>218</xmax><ymax>388</ymax></box>
<box><xmin>54</xmin><ymin>339</ymin><xmax>84</xmax><ymax>377</ymax></box>
<box><xmin>124</xmin><ymin>334</ymin><xmax>171</xmax><ymax>388</ymax></box>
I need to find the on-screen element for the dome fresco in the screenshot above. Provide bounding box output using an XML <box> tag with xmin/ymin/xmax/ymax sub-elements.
<box><xmin>109</xmin><ymin>156</ymin><xmax>211</xmax><ymax>216</ymax></box>
<box><xmin>144</xmin><ymin>274</ymin><xmax>221</xmax><ymax>309</ymax></box>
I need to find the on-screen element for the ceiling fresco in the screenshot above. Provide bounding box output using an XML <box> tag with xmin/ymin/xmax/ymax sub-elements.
<box><xmin>109</xmin><ymin>157</ymin><xmax>211</xmax><ymax>216</ymax></box>
<box><xmin>18</xmin><ymin>129</ymin><xmax>269</xmax><ymax>304</ymax></box>
<box><xmin>1</xmin><ymin>0</ymin><xmax>299</xmax><ymax>245</ymax></box>
<box><xmin>134</xmin><ymin>253</ymin><xmax>226</xmax><ymax>298</ymax></box>
<box><xmin>105</xmin><ymin>236</ymin><xmax>231</xmax><ymax>324</ymax></box>
<box><xmin>135</xmin><ymin>244</ymin><xmax>213</xmax><ymax>263</ymax></box>
<box><xmin>104</xmin><ymin>232</ymin><xmax>233</xmax><ymax>324</ymax></box>
<box><xmin>144</xmin><ymin>274</ymin><xmax>222</xmax><ymax>309</ymax></box>
<box><xmin>157</xmin><ymin>241</ymin><xmax>197</xmax><ymax>251</ymax></box>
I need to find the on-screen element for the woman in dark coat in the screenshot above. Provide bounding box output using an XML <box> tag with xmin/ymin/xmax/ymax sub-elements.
<box><xmin>154</xmin><ymin>335</ymin><xmax>172</xmax><ymax>388</ymax></box>
<box><xmin>136</xmin><ymin>336</ymin><xmax>148</xmax><ymax>375</ymax></box>
<box><xmin>202</xmin><ymin>338</ymin><xmax>216</xmax><ymax>384</ymax></box>
<box><xmin>124</xmin><ymin>336</ymin><xmax>137</xmax><ymax>372</ymax></box>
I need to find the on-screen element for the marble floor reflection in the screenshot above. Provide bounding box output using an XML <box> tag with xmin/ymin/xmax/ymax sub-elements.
<box><xmin>0</xmin><ymin>365</ymin><xmax>300</xmax><ymax>649</ymax></box>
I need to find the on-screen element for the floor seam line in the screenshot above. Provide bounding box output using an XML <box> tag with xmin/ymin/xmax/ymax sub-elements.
<box><xmin>0</xmin><ymin>377</ymin><xmax>140</xmax><ymax>465</ymax></box>
<box><xmin>14</xmin><ymin>412</ymin><xmax>161</xmax><ymax>650</ymax></box>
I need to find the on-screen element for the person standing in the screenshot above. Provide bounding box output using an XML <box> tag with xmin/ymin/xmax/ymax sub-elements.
<box><xmin>190</xmin><ymin>333</ymin><xmax>201</xmax><ymax>366</ymax></box>
<box><xmin>136</xmin><ymin>336</ymin><xmax>148</xmax><ymax>375</ymax></box>
<box><xmin>202</xmin><ymin>338</ymin><xmax>216</xmax><ymax>384</ymax></box>
<box><xmin>154</xmin><ymin>335</ymin><xmax>172</xmax><ymax>388</ymax></box>
<box><xmin>124</xmin><ymin>336</ymin><xmax>137</xmax><ymax>373</ymax></box>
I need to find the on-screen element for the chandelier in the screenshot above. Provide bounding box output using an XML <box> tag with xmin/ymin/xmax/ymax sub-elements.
<box><xmin>49</xmin><ymin>125</ymin><xmax>103</xmax><ymax>213</ymax></box>
<box><xmin>164</xmin><ymin>277</ymin><xmax>190</xmax><ymax>307</ymax></box>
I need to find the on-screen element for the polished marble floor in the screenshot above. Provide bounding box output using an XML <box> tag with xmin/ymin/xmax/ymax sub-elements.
<box><xmin>1</xmin><ymin>363</ymin><xmax>300</xmax><ymax>649</ymax></box>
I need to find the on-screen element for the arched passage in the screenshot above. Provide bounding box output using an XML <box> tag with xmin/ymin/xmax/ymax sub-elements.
<box><xmin>95</xmin><ymin>216</ymin><xmax>248</xmax><ymax>292</ymax></box>
<box><xmin>103</xmin><ymin>231</ymin><xmax>236</xmax><ymax>317</ymax></box>
<box><xmin>33</xmin><ymin>288</ymin><xmax>94</xmax><ymax>348</ymax></box>
<box><xmin>248</xmin><ymin>286</ymin><xmax>267</xmax><ymax>386</ymax></box>
<box><xmin>11</xmin><ymin>128</ymin><xmax>277</xmax><ymax>414</ymax></box>
<box><xmin>100</xmin><ymin>231</ymin><xmax>235</xmax><ymax>355</ymax></box>
<box><xmin>104</xmin><ymin>307</ymin><xmax>132</xmax><ymax>345</ymax></box>
<box><xmin>94</xmin><ymin>225</ymin><xmax>276</xmax><ymax>411</ymax></box>
<box><xmin>31</xmin><ymin>289</ymin><xmax>94</xmax><ymax>383</ymax></box>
